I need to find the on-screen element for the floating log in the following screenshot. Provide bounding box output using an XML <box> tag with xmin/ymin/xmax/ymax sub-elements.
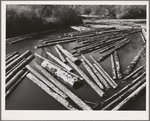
<box><xmin>111</xmin><ymin>54</ymin><xmax>117</xmax><ymax>79</ymax></box>
<box><xmin>81</xmin><ymin>59</ymin><xmax>104</xmax><ymax>90</ymax></box>
<box><xmin>6</xmin><ymin>55</ymin><xmax>35</xmax><ymax>83</ymax></box>
<box><xmin>26</xmin><ymin>65</ymin><xmax>68</xmax><ymax>99</ymax></box>
<box><xmin>124</xmin><ymin>45</ymin><xmax>146</xmax><ymax>75</ymax></box>
<box><xmin>34</xmin><ymin>53</ymin><xmax>83</xmax><ymax>81</ymax></box>
<box><xmin>122</xmin><ymin>65</ymin><xmax>145</xmax><ymax>81</ymax></box>
<box><xmin>90</xmin><ymin>55</ymin><xmax>118</xmax><ymax>89</ymax></box>
<box><xmin>54</xmin><ymin>46</ymin><xmax>67</xmax><ymax>63</ymax></box>
<box><xmin>46</xmin><ymin>51</ymin><xmax>73</xmax><ymax>72</ymax></box>
<box><xmin>101</xmin><ymin>77</ymin><xmax>146</xmax><ymax>110</ymax></box>
<box><xmin>81</xmin><ymin>54</ymin><xmax>111</xmax><ymax>90</ymax></box>
<box><xmin>6</xmin><ymin>70</ymin><xmax>29</xmax><ymax>98</ymax></box>
<box><xmin>140</xmin><ymin>34</ymin><xmax>146</xmax><ymax>43</ymax></box>
<box><xmin>114</xmin><ymin>51</ymin><xmax>122</xmax><ymax>79</ymax></box>
<box><xmin>6</xmin><ymin>52</ymin><xmax>19</xmax><ymax>62</ymax></box>
<box><xmin>112</xmin><ymin>82</ymin><xmax>146</xmax><ymax>110</ymax></box>
<box><xmin>142</xmin><ymin>28</ymin><xmax>147</xmax><ymax>42</ymax></box>
<box><xmin>131</xmin><ymin>69</ymin><xmax>143</xmax><ymax>80</ymax></box>
<box><xmin>6</xmin><ymin>68</ymin><xmax>27</xmax><ymax>92</ymax></box>
<box><xmin>6</xmin><ymin>54</ymin><xmax>20</xmax><ymax>66</ymax></box>
<box><xmin>101</xmin><ymin>72</ymin><xmax>146</xmax><ymax>106</ymax></box>
<box><xmin>56</xmin><ymin>44</ymin><xmax>81</xmax><ymax>66</ymax></box>
<box><xmin>6</xmin><ymin>50</ymin><xmax>32</xmax><ymax>72</ymax></box>
<box><xmin>41</xmin><ymin>60</ymin><xmax>82</xmax><ymax>89</ymax></box>
<box><xmin>6</xmin><ymin>58</ymin><xmax>26</xmax><ymax>76</ymax></box>
<box><xmin>26</xmin><ymin>73</ymin><xmax>77</xmax><ymax>110</ymax></box>
<box><xmin>66</xmin><ymin>57</ymin><xmax>106</xmax><ymax>97</ymax></box>
<box><xmin>98</xmin><ymin>39</ymin><xmax>130</xmax><ymax>62</ymax></box>
<box><xmin>34</xmin><ymin>62</ymin><xmax>92</xmax><ymax>110</ymax></box>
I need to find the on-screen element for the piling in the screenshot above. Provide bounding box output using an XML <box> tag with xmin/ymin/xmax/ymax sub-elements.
<box><xmin>66</xmin><ymin>57</ymin><xmax>106</xmax><ymax>97</ymax></box>
<box><xmin>33</xmin><ymin>62</ymin><xmax>92</xmax><ymax>110</ymax></box>
<box><xmin>41</xmin><ymin>60</ymin><xmax>82</xmax><ymax>89</ymax></box>
<box><xmin>26</xmin><ymin>73</ymin><xmax>77</xmax><ymax>110</ymax></box>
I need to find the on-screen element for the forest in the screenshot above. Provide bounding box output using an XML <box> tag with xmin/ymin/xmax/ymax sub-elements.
<box><xmin>6</xmin><ymin>5</ymin><xmax>146</xmax><ymax>38</ymax></box>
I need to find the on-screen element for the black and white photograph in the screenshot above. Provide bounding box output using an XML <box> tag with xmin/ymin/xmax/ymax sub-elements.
<box><xmin>1</xmin><ymin>1</ymin><xmax>149</xmax><ymax>120</ymax></box>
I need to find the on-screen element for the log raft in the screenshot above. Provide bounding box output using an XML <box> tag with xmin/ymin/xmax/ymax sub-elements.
<box><xmin>33</xmin><ymin>62</ymin><xmax>92</xmax><ymax>110</ymax></box>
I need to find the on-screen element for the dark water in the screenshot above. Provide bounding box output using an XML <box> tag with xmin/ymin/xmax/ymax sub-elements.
<box><xmin>6</xmin><ymin>27</ymin><xmax>146</xmax><ymax>110</ymax></box>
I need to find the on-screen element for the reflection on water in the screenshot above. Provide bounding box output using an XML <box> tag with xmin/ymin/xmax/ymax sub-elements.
<box><xmin>6</xmin><ymin>27</ymin><xmax>146</xmax><ymax>110</ymax></box>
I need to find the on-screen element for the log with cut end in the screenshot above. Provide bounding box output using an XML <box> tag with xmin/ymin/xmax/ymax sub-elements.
<box><xmin>6</xmin><ymin>55</ymin><xmax>35</xmax><ymax>83</ymax></box>
<box><xmin>54</xmin><ymin>46</ymin><xmax>67</xmax><ymax>63</ymax></box>
<box><xmin>26</xmin><ymin>73</ymin><xmax>77</xmax><ymax>110</ymax></box>
<box><xmin>56</xmin><ymin>44</ymin><xmax>82</xmax><ymax>66</ymax></box>
<box><xmin>111</xmin><ymin>54</ymin><xmax>117</xmax><ymax>79</ymax></box>
<box><xmin>101</xmin><ymin>71</ymin><xmax>146</xmax><ymax>106</ymax></box>
<box><xmin>41</xmin><ymin>60</ymin><xmax>82</xmax><ymax>89</ymax></box>
<box><xmin>46</xmin><ymin>51</ymin><xmax>73</xmax><ymax>72</ymax></box>
<box><xmin>101</xmin><ymin>77</ymin><xmax>146</xmax><ymax>110</ymax></box>
<box><xmin>124</xmin><ymin>45</ymin><xmax>146</xmax><ymax>75</ymax></box>
<box><xmin>112</xmin><ymin>82</ymin><xmax>146</xmax><ymax>111</ymax></box>
<box><xmin>66</xmin><ymin>57</ymin><xmax>106</xmax><ymax>97</ymax></box>
<box><xmin>6</xmin><ymin>50</ymin><xmax>32</xmax><ymax>72</ymax></box>
<box><xmin>34</xmin><ymin>62</ymin><xmax>92</xmax><ymax>110</ymax></box>
<box><xmin>114</xmin><ymin>51</ymin><xmax>122</xmax><ymax>79</ymax></box>
<box><xmin>81</xmin><ymin>54</ymin><xmax>111</xmax><ymax>90</ymax></box>
<box><xmin>34</xmin><ymin>53</ymin><xmax>83</xmax><ymax>81</ymax></box>
<box><xmin>81</xmin><ymin>59</ymin><xmax>104</xmax><ymax>90</ymax></box>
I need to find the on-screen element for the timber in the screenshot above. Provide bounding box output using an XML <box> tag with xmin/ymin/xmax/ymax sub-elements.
<box><xmin>81</xmin><ymin>54</ymin><xmax>111</xmax><ymax>90</ymax></box>
<box><xmin>6</xmin><ymin>68</ymin><xmax>27</xmax><ymax>92</ymax></box>
<box><xmin>122</xmin><ymin>65</ymin><xmax>145</xmax><ymax>81</ymax></box>
<box><xmin>34</xmin><ymin>53</ymin><xmax>83</xmax><ymax>81</ymax></box>
<box><xmin>98</xmin><ymin>39</ymin><xmax>130</xmax><ymax>62</ymax></box>
<box><xmin>6</xmin><ymin>54</ymin><xmax>20</xmax><ymax>66</ymax></box>
<box><xmin>33</xmin><ymin>62</ymin><xmax>92</xmax><ymax>110</ymax></box>
<box><xmin>140</xmin><ymin>34</ymin><xmax>146</xmax><ymax>43</ymax></box>
<box><xmin>41</xmin><ymin>60</ymin><xmax>82</xmax><ymax>89</ymax></box>
<box><xmin>6</xmin><ymin>50</ymin><xmax>32</xmax><ymax>72</ymax></box>
<box><xmin>81</xmin><ymin>59</ymin><xmax>104</xmax><ymax>90</ymax></box>
<box><xmin>112</xmin><ymin>82</ymin><xmax>146</xmax><ymax>110</ymax></box>
<box><xmin>6</xmin><ymin>58</ymin><xmax>26</xmax><ymax>76</ymax></box>
<box><xmin>26</xmin><ymin>73</ymin><xmax>77</xmax><ymax>110</ymax></box>
<box><xmin>6</xmin><ymin>70</ymin><xmax>29</xmax><ymax>98</ymax></box>
<box><xmin>101</xmin><ymin>77</ymin><xmax>146</xmax><ymax>110</ymax></box>
<box><xmin>124</xmin><ymin>45</ymin><xmax>146</xmax><ymax>75</ymax></box>
<box><xmin>56</xmin><ymin>44</ymin><xmax>82</xmax><ymax>66</ymax></box>
<box><xmin>101</xmin><ymin>72</ymin><xmax>146</xmax><ymax>106</ymax></box>
<box><xmin>66</xmin><ymin>57</ymin><xmax>106</xmax><ymax>97</ymax></box>
<box><xmin>114</xmin><ymin>51</ymin><xmax>122</xmax><ymax>79</ymax></box>
<box><xmin>26</xmin><ymin>65</ymin><xmax>68</xmax><ymax>99</ymax></box>
<box><xmin>6</xmin><ymin>52</ymin><xmax>19</xmax><ymax>62</ymax></box>
<box><xmin>6</xmin><ymin>55</ymin><xmax>35</xmax><ymax>83</ymax></box>
<box><xmin>90</xmin><ymin>55</ymin><xmax>118</xmax><ymax>88</ymax></box>
<box><xmin>54</xmin><ymin>46</ymin><xmax>67</xmax><ymax>63</ymax></box>
<box><xmin>46</xmin><ymin>51</ymin><xmax>73</xmax><ymax>72</ymax></box>
<box><xmin>111</xmin><ymin>54</ymin><xmax>117</xmax><ymax>79</ymax></box>
<box><xmin>131</xmin><ymin>69</ymin><xmax>143</xmax><ymax>80</ymax></box>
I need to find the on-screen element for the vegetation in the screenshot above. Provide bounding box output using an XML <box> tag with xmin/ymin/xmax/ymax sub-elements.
<box><xmin>6</xmin><ymin>5</ymin><xmax>146</xmax><ymax>38</ymax></box>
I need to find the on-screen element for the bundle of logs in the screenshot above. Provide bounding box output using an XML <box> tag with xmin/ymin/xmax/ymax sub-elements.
<box><xmin>6</xmin><ymin>25</ymin><xmax>146</xmax><ymax>110</ymax></box>
<box><xmin>5</xmin><ymin>50</ymin><xmax>35</xmax><ymax>97</ymax></box>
